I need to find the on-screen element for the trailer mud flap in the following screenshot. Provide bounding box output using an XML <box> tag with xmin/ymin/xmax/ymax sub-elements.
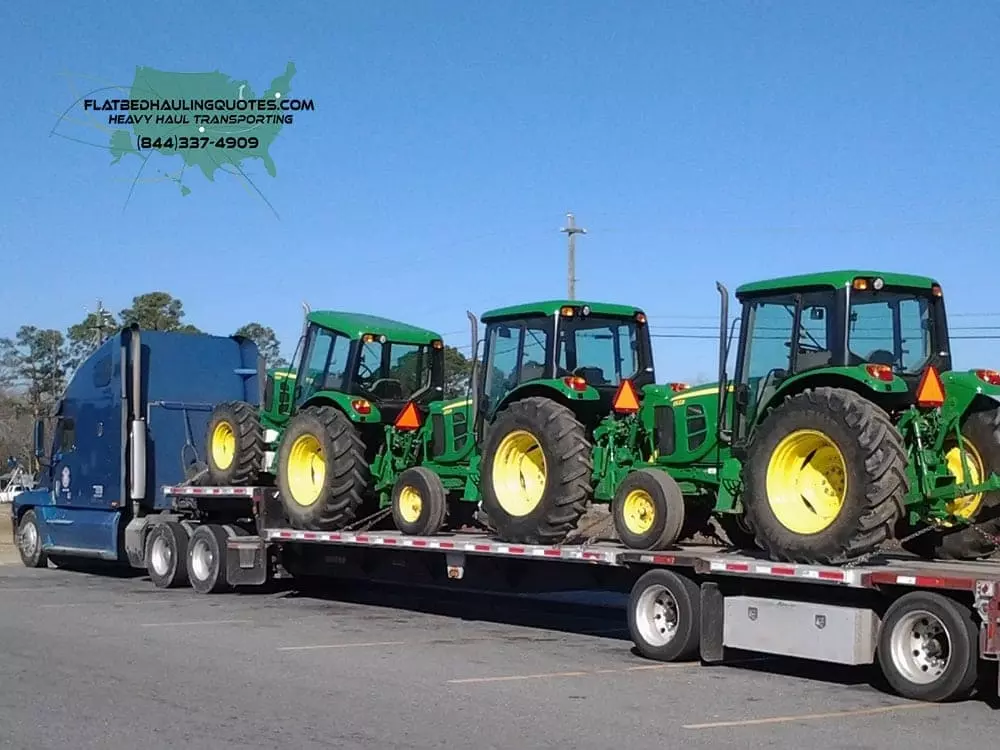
<box><xmin>226</xmin><ymin>535</ymin><xmax>268</xmax><ymax>587</ymax></box>
<box><xmin>699</xmin><ymin>582</ymin><xmax>725</xmax><ymax>663</ymax></box>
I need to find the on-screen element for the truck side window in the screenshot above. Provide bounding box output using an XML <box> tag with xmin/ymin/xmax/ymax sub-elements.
<box><xmin>60</xmin><ymin>418</ymin><xmax>76</xmax><ymax>453</ymax></box>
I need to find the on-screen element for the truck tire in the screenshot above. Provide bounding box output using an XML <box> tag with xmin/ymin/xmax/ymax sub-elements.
<box><xmin>877</xmin><ymin>590</ymin><xmax>978</xmax><ymax>702</ymax></box>
<box><xmin>275</xmin><ymin>406</ymin><xmax>370</xmax><ymax>531</ymax></box>
<box><xmin>901</xmin><ymin>407</ymin><xmax>1000</xmax><ymax>560</ymax></box>
<box><xmin>206</xmin><ymin>401</ymin><xmax>264</xmax><ymax>486</ymax></box>
<box><xmin>145</xmin><ymin>521</ymin><xmax>190</xmax><ymax>588</ymax></box>
<box><xmin>186</xmin><ymin>524</ymin><xmax>231</xmax><ymax>594</ymax></box>
<box><xmin>479</xmin><ymin>397</ymin><xmax>591</xmax><ymax>545</ymax></box>
<box><xmin>612</xmin><ymin>469</ymin><xmax>685</xmax><ymax>551</ymax></box>
<box><xmin>16</xmin><ymin>509</ymin><xmax>47</xmax><ymax>568</ymax></box>
<box><xmin>627</xmin><ymin>568</ymin><xmax>701</xmax><ymax>662</ymax></box>
<box><xmin>742</xmin><ymin>387</ymin><xmax>906</xmax><ymax>564</ymax></box>
<box><xmin>391</xmin><ymin>467</ymin><xmax>448</xmax><ymax>536</ymax></box>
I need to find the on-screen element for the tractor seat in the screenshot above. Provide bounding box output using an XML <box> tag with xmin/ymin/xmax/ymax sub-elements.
<box><xmin>575</xmin><ymin>366</ymin><xmax>608</xmax><ymax>386</ymax></box>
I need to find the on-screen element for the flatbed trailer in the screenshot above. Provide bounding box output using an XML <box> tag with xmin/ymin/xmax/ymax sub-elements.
<box><xmin>146</xmin><ymin>484</ymin><xmax>1000</xmax><ymax>705</ymax></box>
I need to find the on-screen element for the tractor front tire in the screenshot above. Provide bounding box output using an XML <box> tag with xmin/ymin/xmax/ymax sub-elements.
<box><xmin>205</xmin><ymin>401</ymin><xmax>264</xmax><ymax>486</ymax></box>
<box><xmin>901</xmin><ymin>406</ymin><xmax>1000</xmax><ymax>560</ymax></box>
<box><xmin>479</xmin><ymin>397</ymin><xmax>592</xmax><ymax>545</ymax></box>
<box><xmin>612</xmin><ymin>469</ymin><xmax>686</xmax><ymax>551</ymax></box>
<box><xmin>275</xmin><ymin>406</ymin><xmax>370</xmax><ymax>531</ymax></box>
<box><xmin>391</xmin><ymin>467</ymin><xmax>449</xmax><ymax>536</ymax></box>
<box><xmin>742</xmin><ymin>386</ymin><xmax>907</xmax><ymax>564</ymax></box>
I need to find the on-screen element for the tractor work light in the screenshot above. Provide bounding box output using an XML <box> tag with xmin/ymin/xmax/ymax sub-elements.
<box><xmin>852</xmin><ymin>278</ymin><xmax>868</xmax><ymax>290</ymax></box>
<box><xmin>865</xmin><ymin>363</ymin><xmax>894</xmax><ymax>382</ymax></box>
<box><xmin>562</xmin><ymin>375</ymin><xmax>588</xmax><ymax>392</ymax></box>
<box><xmin>581</xmin><ymin>305</ymin><xmax>591</xmax><ymax>316</ymax></box>
<box><xmin>669</xmin><ymin>382</ymin><xmax>690</xmax><ymax>392</ymax></box>
<box><xmin>975</xmin><ymin>369</ymin><xmax>1000</xmax><ymax>386</ymax></box>
<box><xmin>560</xmin><ymin>306</ymin><xmax>575</xmax><ymax>317</ymax></box>
<box><xmin>932</xmin><ymin>284</ymin><xmax>943</xmax><ymax>297</ymax></box>
<box><xmin>872</xmin><ymin>277</ymin><xmax>885</xmax><ymax>290</ymax></box>
<box><xmin>351</xmin><ymin>399</ymin><xmax>372</xmax><ymax>415</ymax></box>
<box><xmin>362</xmin><ymin>334</ymin><xmax>374</xmax><ymax>343</ymax></box>
<box><xmin>635</xmin><ymin>312</ymin><xmax>647</xmax><ymax>324</ymax></box>
<box><xmin>431</xmin><ymin>339</ymin><xmax>443</xmax><ymax>350</ymax></box>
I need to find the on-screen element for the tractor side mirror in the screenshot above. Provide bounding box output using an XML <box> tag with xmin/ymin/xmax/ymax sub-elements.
<box><xmin>734</xmin><ymin>383</ymin><xmax>750</xmax><ymax>413</ymax></box>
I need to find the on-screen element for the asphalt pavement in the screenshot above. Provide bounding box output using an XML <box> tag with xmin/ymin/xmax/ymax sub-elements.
<box><xmin>0</xmin><ymin>546</ymin><xmax>998</xmax><ymax>750</ymax></box>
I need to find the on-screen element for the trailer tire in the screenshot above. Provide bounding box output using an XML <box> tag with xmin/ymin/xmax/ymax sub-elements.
<box><xmin>16</xmin><ymin>509</ymin><xmax>47</xmax><ymax>569</ymax></box>
<box><xmin>276</xmin><ymin>406</ymin><xmax>370</xmax><ymax>531</ymax></box>
<box><xmin>187</xmin><ymin>524</ymin><xmax>231</xmax><ymax>594</ymax></box>
<box><xmin>612</xmin><ymin>469</ymin><xmax>685</xmax><ymax>551</ymax></box>
<box><xmin>391</xmin><ymin>467</ymin><xmax>448</xmax><ymax>536</ymax></box>
<box><xmin>145</xmin><ymin>521</ymin><xmax>190</xmax><ymax>588</ymax></box>
<box><xmin>627</xmin><ymin>568</ymin><xmax>701</xmax><ymax>662</ymax></box>
<box><xmin>206</xmin><ymin>400</ymin><xmax>265</xmax><ymax>486</ymax></box>
<box><xmin>877</xmin><ymin>591</ymin><xmax>979</xmax><ymax>702</ymax></box>
<box><xmin>742</xmin><ymin>386</ymin><xmax>905</xmax><ymax>564</ymax></box>
<box><xmin>900</xmin><ymin>406</ymin><xmax>1000</xmax><ymax>560</ymax></box>
<box><xmin>479</xmin><ymin>397</ymin><xmax>591</xmax><ymax>545</ymax></box>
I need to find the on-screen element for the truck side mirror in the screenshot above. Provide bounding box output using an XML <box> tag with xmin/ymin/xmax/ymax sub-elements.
<box><xmin>33</xmin><ymin>420</ymin><xmax>45</xmax><ymax>458</ymax></box>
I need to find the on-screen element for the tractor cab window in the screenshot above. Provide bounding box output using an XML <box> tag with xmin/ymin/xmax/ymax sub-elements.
<box><xmin>482</xmin><ymin>319</ymin><xmax>553</xmax><ymax>411</ymax></box>
<box><xmin>848</xmin><ymin>290</ymin><xmax>932</xmax><ymax>374</ymax></box>
<box><xmin>297</xmin><ymin>325</ymin><xmax>350</xmax><ymax>403</ymax></box>
<box><xmin>356</xmin><ymin>339</ymin><xmax>435</xmax><ymax>402</ymax></box>
<box><xmin>556</xmin><ymin>316</ymin><xmax>640</xmax><ymax>388</ymax></box>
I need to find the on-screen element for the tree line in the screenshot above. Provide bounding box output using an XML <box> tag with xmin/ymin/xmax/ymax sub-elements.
<box><xmin>0</xmin><ymin>292</ymin><xmax>473</xmax><ymax>469</ymax></box>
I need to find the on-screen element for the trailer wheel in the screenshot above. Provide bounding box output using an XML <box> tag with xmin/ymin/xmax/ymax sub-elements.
<box><xmin>612</xmin><ymin>469</ymin><xmax>685</xmax><ymax>550</ymax></box>
<box><xmin>16</xmin><ymin>510</ymin><xmax>47</xmax><ymax>568</ymax></box>
<box><xmin>206</xmin><ymin>401</ymin><xmax>265</xmax><ymax>486</ymax></box>
<box><xmin>145</xmin><ymin>521</ymin><xmax>190</xmax><ymax>588</ymax></box>
<box><xmin>186</xmin><ymin>524</ymin><xmax>232</xmax><ymax>594</ymax></box>
<box><xmin>877</xmin><ymin>590</ymin><xmax>979</xmax><ymax>702</ymax></box>
<box><xmin>391</xmin><ymin>467</ymin><xmax>448</xmax><ymax>536</ymax></box>
<box><xmin>627</xmin><ymin>569</ymin><xmax>701</xmax><ymax>662</ymax></box>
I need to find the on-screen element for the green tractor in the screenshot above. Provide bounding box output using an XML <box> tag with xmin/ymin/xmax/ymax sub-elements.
<box><xmin>596</xmin><ymin>270</ymin><xmax>1000</xmax><ymax>563</ymax></box>
<box><xmin>205</xmin><ymin>308</ymin><xmax>447</xmax><ymax>531</ymax></box>
<box><xmin>370</xmin><ymin>300</ymin><xmax>657</xmax><ymax>544</ymax></box>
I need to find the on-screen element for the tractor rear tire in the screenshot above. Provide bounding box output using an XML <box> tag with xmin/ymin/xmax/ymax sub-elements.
<box><xmin>901</xmin><ymin>406</ymin><xmax>1000</xmax><ymax>560</ymax></box>
<box><xmin>612</xmin><ymin>469</ymin><xmax>686</xmax><ymax>551</ymax></box>
<box><xmin>391</xmin><ymin>467</ymin><xmax>448</xmax><ymax>536</ymax></box>
<box><xmin>742</xmin><ymin>386</ymin><xmax>907</xmax><ymax>564</ymax></box>
<box><xmin>479</xmin><ymin>397</ymin><xmax>592</xmax><ymax>545</ymax></box>
<box><xmin>275</xmin><ymin>406</ymin><xmax>370</xmax><ymax>531</ymax></box>
<box><xmin>205</xmin><ymin>401</ymin><xmax>264</xmax><ymax>486</ymax></box>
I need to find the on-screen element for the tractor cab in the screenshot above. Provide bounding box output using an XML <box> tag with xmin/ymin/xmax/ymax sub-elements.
<box><xmin>477</xmin><ymin>300</ymin><xmax>654</xmax><ymax>429</ymax></box>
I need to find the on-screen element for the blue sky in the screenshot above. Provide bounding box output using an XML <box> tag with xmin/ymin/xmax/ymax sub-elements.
<box><xmin>2</xmin><ymin>1</ymin><xmax>998</xmax><ymax>382</ymax></box>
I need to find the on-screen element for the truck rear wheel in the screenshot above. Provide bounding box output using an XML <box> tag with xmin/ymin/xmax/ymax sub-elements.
<box><xmin>276</xmin><ymin>406</ymin><xmax>370</xmax><ymax>531</ymax></box>
<box><xmin>877</xmin><ymin>590</ymin><xmax>978</xmax><ymax>702</ymax></box>
<box><xmin>742</xmin><ymin>387</ymin><xmax>906</xmax><ymax>564</ymax></box>
<box><xmin>145</xmin><ymin>521</ymin><xmax>190</xmax><ymax>588</ymax></box>
<box><xmin>479</xmin><ymin>397</ymin><xmax>591</xmax><ymax>545</ymax></box>
<box><xmin>627</xmin><ymin>568</ymin><xmax>701</xmax><ymax>662</ymax></box>
<box><xmin>901</xmin><ymin>407</ymin><xmax>1000</xmax><ymax>560</ymax></box>
<box><xmin>206</xmin><ymin>401</ymin><xmax>264</xmax><ymax>485</ymax></box>
<box><xmin>612</xmin><ymin>469</ymin><xmax>685</xmax><ymax>551</ymax></box>
<box><xmin>187</xmin><ymin>524</ymin><xmax>232</xmax><ymax>594</ymax></box>
<box><xmin>391</xmin><ymin>467</ymin><xmax>448</xmax><ymax>536</ymax></box>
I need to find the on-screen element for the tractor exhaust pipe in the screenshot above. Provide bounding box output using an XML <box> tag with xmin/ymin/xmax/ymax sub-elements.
<box><xmin>715</xmin><ymin>282</ymin><xmax>731</xmax><ymax>445</ymax></box>
<box><xmin>466</xmin><ymin>310</ymin><xmax>479</xmax><ymax>421</ymax></box>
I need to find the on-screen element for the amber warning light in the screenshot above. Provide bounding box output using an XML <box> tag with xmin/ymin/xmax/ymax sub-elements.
<box><xmin>395</xmin><ymin>402</ymin><xmax>422</xmax><ymax>430</ymax></box>
<box><xmin>915</xmin><ymin>366</ymin><xmax>946</xmax><ymax>408</ymax></box>
<box><xmin>612</xmin><ymin>379</ymin><xmax>640</xmax><ymax>413</ymax></box>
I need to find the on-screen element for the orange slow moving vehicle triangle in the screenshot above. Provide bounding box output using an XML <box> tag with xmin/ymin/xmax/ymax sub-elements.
<box><xmin>613</xmin><ymin>379</ymin><xmax>641</xmax><ymax>413</ymax></box>
<box><xmin>395</xmin><ymin>401</ymin><xmax>422</xmax><ymax>430</ymax></box>
<box><xmin>916</xmin><ymin>365</ymin><xmax>946</xmax><ymax>407</ymax></box>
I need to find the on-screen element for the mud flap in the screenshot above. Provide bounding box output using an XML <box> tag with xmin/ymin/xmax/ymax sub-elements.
<box><xmin>225</xmin><ymin>535</ymin><xmax>268</xmax><ymax>587</ymax></box>
<box><xmin>123</xmin><ymin>517</ymin><xmax>151</xmax><ymax>569</ymax></box>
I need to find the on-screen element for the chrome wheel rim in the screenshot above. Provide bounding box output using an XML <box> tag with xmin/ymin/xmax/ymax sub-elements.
<box><xmin>635</xmin><ymin>583</ymin><xmax>679</xmax><ymax>647</ymax></box>
<box><xmin>18</xmin><ymin>520</ymin><xmax>38</xmax><ymax>558</ymax></box>
<box><xmin>149</xmin><ymin>535</ymin><xmax>172</xmax><ymax>576</ymax></box>
<box><xmin>889</xmin><ymin>609</ymin><xmax>951</xmax><ymax>685</ymax></box>
<box><xmin>190</xmin><ymin>538</ymin><xmax>214</xmax><ymax>582</ymax></box>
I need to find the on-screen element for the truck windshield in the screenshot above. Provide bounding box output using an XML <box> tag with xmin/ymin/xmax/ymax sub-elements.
<box><xmin>357</xmin><ymin>340</ymin><xmax>433</xmax><ymax>402</ymax></box>
<box><xmin>848</xmin><ymin>289</ymin><xmax>934</xmax><ymax>375</ymax></box>
<box><xmin>556</xmin><ymin>315</ymin><xmax>641</xmax><ymax>387</ymax></box>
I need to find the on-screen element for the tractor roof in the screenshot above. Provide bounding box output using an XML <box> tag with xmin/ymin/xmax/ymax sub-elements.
<box><xmin>307</xmin><ymin>310</ymin><xmax>442</xmax><ymax>344</ymax></box>
<box><xmin>736</xmin><ymin>269</ymin><xmax>940</xmax><ymax>296</ymax></box>
<box><xmin>481</xmin><ymin>299</ymin><xmax>645</xmax><ymax>321</ymax></box>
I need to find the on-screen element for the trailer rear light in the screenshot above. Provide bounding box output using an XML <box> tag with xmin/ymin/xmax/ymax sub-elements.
<box><xmin>975</xmin><ymin>369</ymin><xmax>1000</xmax><ymax>386</ymax></box>
<box><xmin>865</xmin><ymin>364</ymin><xmax>894</xmax><ymax>382</ymax></box>
<box><xmin>669</xmin><ymin>382</ymin><xmax>690</xmax><ymax>392</ymax></box>
<box><xmin>612</xmin><ymin>379</ymin><xmax>640</xmax><ymax>413</ymax></box>
<box><xmin>351</xmin><ymin>399</ymin><xmax>372</xmax><ymax>415</ymax></box>
<box><xmin>562</xmin><ymin>376</ymin><xmax>588</xmax><ymax>392</ymax></box>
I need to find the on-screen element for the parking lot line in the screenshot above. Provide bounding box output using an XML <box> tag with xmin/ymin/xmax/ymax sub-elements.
<box><xmin>682</xmin><ymin>702</ymin><xmax>936</xmax><ymax>729</ymax></box>
<box><xmin>448</xmin><ymin>662</ymin><xmax>690</xmax><ymax>684</ymax></box>
<box><xmin>277</xmin><ymin>640</ymin><xmax>408</xmax><ymax>651</ymax></box>
<box><xmin>140</xmin><ymin>619</ymin><xmax>253</xmax><ymax>627</ymax></box>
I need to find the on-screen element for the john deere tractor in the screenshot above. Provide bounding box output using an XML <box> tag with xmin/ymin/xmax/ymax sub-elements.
<box><xmin>596</xmin><ymin>270</ymin><xmax>1000</xmax><ymax>563</ymax></box>
<box><xmin>368</xmin><ymin>300</ymin><xmax>656</xmax><ymax>544</ymax></box>
<box><xmin>205</xmin><ymin>308</ymin><xmax>446</xmax><ymax>531</ymax></box>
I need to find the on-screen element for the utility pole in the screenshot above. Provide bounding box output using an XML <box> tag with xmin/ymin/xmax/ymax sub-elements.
<box><xmin>87</xmin><ymin>300</ymin><xmax>113</xmax><ymax>347</ymax></box>
<box><xmin>561</xmin><ymin>212</ymin><xmax>587</xmax><ymax>300</ymax></box>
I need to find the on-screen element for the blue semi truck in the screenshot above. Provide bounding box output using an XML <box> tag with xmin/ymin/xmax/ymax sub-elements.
<box><xmin>10</xmin><ymin>325</ymin><xmax>261</xmax><ymax>575</ymax></box>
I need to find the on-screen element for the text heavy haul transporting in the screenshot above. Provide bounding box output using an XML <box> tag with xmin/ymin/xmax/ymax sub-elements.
<box><xmin>155</xmin><ymin>482</ymin><xmax>1000</xmax><ymax>705</ymax></box>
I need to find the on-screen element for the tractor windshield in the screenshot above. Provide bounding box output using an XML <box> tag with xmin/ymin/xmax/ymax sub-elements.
<box><xmin>848</xmin><ymin>289</ymin><xmax>935</xmax><ymax>375</ymax></box>
<box><xmin>556</xmin><ymin>315</ymin><xmax>643</xmax><ymax>388</ymax></box>
<box><xmin>357</xmin><ymin>339</ymin><xmax>435</xmax><ymax>403</ymax></box>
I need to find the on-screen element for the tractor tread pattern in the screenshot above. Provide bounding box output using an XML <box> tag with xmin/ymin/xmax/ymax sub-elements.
<box><xmin>207</xmin><ymin>400</ymin><xmax>264</xmax><ymax>486</ymax></box>
<box><xmin>743</xmin><ymin>386</ymin><xmax>907</xmax><ymax>564</ymax></box>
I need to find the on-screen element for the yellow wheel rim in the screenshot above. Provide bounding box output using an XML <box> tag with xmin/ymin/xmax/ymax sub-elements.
<box><xmin>211</xmin><ymin>422</ymin><xmax>236</xmax><ymax>470</ymax></box>
<box><xmin>491</xmin><ymin>429</ymin><xmax>547</xmax><ymax>517</ymax></box>
<box><xmin>285</xmin><ymin>434</ymin><xmax>325</xmax><ymax>507</ymax></box>
<box><xmin>765</xmin><ymin>429</ymin><xmax>847</xmax><ymax>535</ymax></box>
<box><xmin>622</xmin><ymin>489</ymin><xmax>656</xmax><ymax>535</ymax></box>
<box><xmin>398</xmin><ymin>486</ymin><xmax>423</xmax><ymax>524</ymax></box>
<box><xmin>944</xmin><ymin>438</ymin><xmax>985</xmax><ymax>521</ymax></box>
